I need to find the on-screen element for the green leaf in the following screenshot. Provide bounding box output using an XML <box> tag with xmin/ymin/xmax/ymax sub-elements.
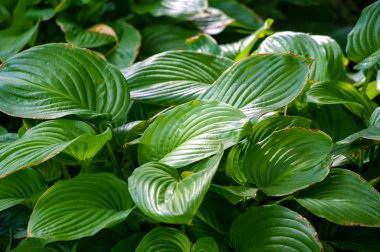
<box><xmin>258</xmin><ymin>31</ymin><xmax>329</xmax><ymax>81</ymax></box>
<box><xmin>307</xmin><ymin>81</ymin><xmax>376</xmax><ymax>121</ymax></box>
<box><xmin>220</xmin><ymin>19</ymin><xmax>272</xmax><ymax>60</ymax></box>
<box><xmin>191</xmin><ymin>237</ymin><xmax>219</xmax><ymax>252</ymax></box>
<box><xmin>187</xmin><ymin>7</ymin><xmax>233</xmax><ymax>35</ymax></box>
<box><xmin>355</xmin><ymin>49</ymin><xmax>380</xmax><ymax>71</ymax></box>
<box><xmin>0</xmin><ymin>43</ymin><xmax>130</xmax><ymax>125</ymax></box>
<box><xmin>11</xmin><ymin>238</ymin><xmax>55</xmax><ymax>252</ymax></box>
<box><xmin>135</xmin><ymin>227</ymin><xmax>191</xmax><ymax>252</ymax></box>
<box><xmin>338</xmin><ymin>106</ymin><xmax>380</xmax><ymax>143</ymax></box>
<box><xmin>311</xmin><ymin>35</ymin><xmax>346</xmax><ymax>81</ymax></box>
<box><xmin>138</xmin><ymin>100</ymin><xmax>251</xmax><ymax>168</ymax></box>
<box><xmin>0</xmin><ymin>169</ymin><xmax>47</xmax><ymax>211</ymax></box>
<box><xmin>107</xmin><ymin>20</ymin><xmax>141</xmax><ymax>68</ymax></box>
<box><xmin>200</xmin><ymin>54</ymin><xmax>311</xmax><ymax>119</ymax></box>
<box><xmin>346</xmin><ymin>1</ymin><xmax>380</xmax><ymax>68</ymax></box>
<box><xmin>123</xmin><ymin>51</ymin><xmax>233</xmax><ymax>106</ymax></box>
<box><xmin>210</xmin><ymin>185</ymin><xmax>257</xmax><ymax>205</ymax></box>
<box><xmin>242</xmin><ymin>128</ymin><xmax>332</xmax><ymax>196</ymax></box>
<box><xmin>0</xmin><ymin>126</ymin><xmax>18</xmax><ymax>145</ymax></box>
<box><xmin>128</xmin><ymin>148</ymin><xmax>223</xmax><ymax>224</ymax></box>
<box><xmin>140</xmin><ymin>24</ymin><xmax>198</xmax><ymax>56</ymax></box>
<box><xmin>112</xmin><ymin>233</ymin><xmax>144</xmax><ymax>252</ymax></box>
<box><xmin>28</xmin><ymin>173</ymin><xmax>134</xmax><ymax>241</ymax></box>
<box><xmin>230</xmin><ymin>205</ymin><xmax>322</xmax><ymax>252</ymax></box>
<box><xmin>294</xmin><ymin>168</ymin><xmax>380</xmax><ymax>227</ymax></box>
<box><xmin>0</xmin><ymin>120</ymin><xmax>111</xmax><ymax>177</ymax></box>
<box><xmin>186</xmin><ymin>33</ymin><xmax>222</xmax><ymax>55</ymax></box>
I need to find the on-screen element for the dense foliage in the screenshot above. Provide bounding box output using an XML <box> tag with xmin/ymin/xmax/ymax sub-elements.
<box><xmin>0</xmin><ymin>0</ymin><xmax>380</xmax><ymax>251</ymax></box>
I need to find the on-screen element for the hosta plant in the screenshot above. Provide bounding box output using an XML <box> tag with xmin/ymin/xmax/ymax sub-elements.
<box><xmin>0</xmin><ymin>0</ymin><xmax>380</xmax><ymax>251</ymax></box>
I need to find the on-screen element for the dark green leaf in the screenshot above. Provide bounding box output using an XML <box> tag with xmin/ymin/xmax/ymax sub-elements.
<box><xmin>123</xmin><ymin>51</ymin><xmax>233</xmax><ymax>105</ymax></box>
<box><xmin>138</xmin><ymin>100</ymin><xmax>251</xmax><ymax>167</ymax></box>
<box><xmin>135</xmin><ymin>227</ymin><xmax>191</xmax><ymax>252</ymax></box>
<box><xmin>294</xmin><ymin>168</ymin><xmax>380</xmax><ymax>227</ymax></box>
<box><xmin>230</xmin><ymin>205</ymin><xmax>322</xmax><ymax>252</ymax></box>
<box><xmin>0</xmin><ymin>169</ymin><xmax>47</xmax><ymax>211</ymax></box>
<box><xmin>0</xmin><ymin>43</ymin><xmax>130</xmax><ymax>125</ymax></box>
<box><xmin>191</xmin><ymin>237</ymin><xmax>219</xmax><ymax>252</ymax></box>
<box><xmin>210</xmin><ymin>185</ymin><xmax>257</xmax><ymax>205</ymax></box>
<box><xmin>200</xmin><ymin>54</ymin><xmax>311</xmax><ymax>119</ymax></box>
<box><xmin>28</xmin><ymin>173</ymin><xmax>134</xmax><ymax>241</ymax></box>
<box><xmin>186</xmin><ymin>33</ymin><xmax>222</xmax><ymax>55</ymax></box>
<box><xmin>128</xmin><ymin>148</ymin><xmax>223</xmax><ymax>224</ymax></box>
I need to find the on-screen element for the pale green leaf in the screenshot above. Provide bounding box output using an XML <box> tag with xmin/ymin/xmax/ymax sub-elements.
<box><xmin>28</xmin><ymin>173</ymin><xmax>134</xmax><ymax>241</ymax></box>
<box><xmin>138</xmin><ymin>100</ymin><xmax>251</xmax><ymax>168</ymax></box>
<box><xmin>187</xmin><ymin>7</ymin><xmax>233</xmax><ymax>35</ymax></box>
<box><xmin>200</xmin><ymin>54</ymin><xmax>311</xmax><ymax>119</ymax></box>
<box><xmin>122</xmin><ymin>51</ymin><xmax>233</xmax><ymax>106</ymax></box>
<box><xmin>294</xmin><ymin>168</ymin><xmax>380</xmax><ymax>227</ymax></box>
<box><xmin>230</xmin><ymin>205</ymin><xmax>322</xmax><ymax>252</ymax></box>
<box><xmin>186</xmin><ymin>33</ymin><xmax>222</xmax><ymax>55</ymax></box>
<box><xmin>128</xmin><ymin>148</ymin><xmax>223</xmax><ymax>224</ymax></box>
<box><xmin>0</xmin><ymin>169</ymin><xmax>47</xmax><ymax>211</ymax></box>
<box><xmin>136</xmin><ymin>227</ymin><xmax>191</xmax><ymax>252</ymax></box>
<box><xmin>0</xmin><ymin>43</ymin><xmax>130</xmax><ymax>125</ymax></box>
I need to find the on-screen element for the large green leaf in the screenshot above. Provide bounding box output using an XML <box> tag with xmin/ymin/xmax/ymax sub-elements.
<box><xmin>294</xmin><ymin>168</ymin><xmax>380</xmax><ymax>227</ymax></box>
<box><xmin>0</xmin><ymin>169</ymin><xmax>47</xmax><ymax>211</ymax></box>
<box><xmin>187</xmin><ymin>7</ymin><xmax>233</xmax><ymax>35</ymax></box>
<box><xmin>136</xmin><ymin>227</ymin><xmax>191</xmax><ymax>252</ymax></box>
<box><xmin>230</xmin><ymin>205</ymin><xmax>323</xmax><ymax>252</ymax></box>
<box><xmin>346</xmin><ymin>1</ymin><xmax>380</xmax><ymax>68</ymax></box>
<box><xmin>241</xmin><ymin>128</ymin><xmax>332</xmax><ymax>196</ymax></box>
<box><xmin>107</xmin><ymin>20</ymin><xmax>141</xmax><ymax>68</ymax></box>
<box><xmin>138</xmin><ymin>100</ymin><xmax>251</xmax><ymax>167</ymax></box>
<box><xmin>226</xmin><ymin>116</ymin><xmax>311</xmax><ymax>185</ymax></box>
<box><xmin>258</xmin><ymin>31</ymin><xmax>329</xmax><ymax>81</ymax></box>
<box><xmin>311</xmin><ymin>35</ymin><xmax>346</xmax><ymax>81</ymax></box>
<box><xmin>200</xmin><ymin>54</ymin><xmax>311</xmax><ymax>118</ymax></box>
<box><xmin>0</xmin><ymin>43</ymin><xmax>130</xmax><ymax>125</ymax></box>
<box><xmin>128</xmin><ymin>148</ymin><xmax>223</xmax><ymax>224</ymax></box>
<box><xmin>307</xmin><ymin>81</ymin><xmax>376</xmax><ymax>121</ymax></box>
<box><xmin>0</xmin><ymin>120</ymin><xmax>111</xmax><ymax>177</ymax></box>
<box><xmin>338</xmin><ymin>107</ymin><xmax>380</xmax><ymax>143</ymax></box>
<box><xmin>28</xmin><ymin>173</ymin><xmax>134</xmax><ymax>241</ymax></box>
<box><xmin>122</xmin><ymin>51</ymin><xmax>233</xmax><ymax>105</ymax></box>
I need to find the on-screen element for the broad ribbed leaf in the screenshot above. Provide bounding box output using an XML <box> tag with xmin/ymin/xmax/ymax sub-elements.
<box><xmin>122</xmin><ymin>51</ymin><xmax>233</xmax><ymax>105</ymax></box>
<box><xmin>242</xmin><ymin>128</ymin><xmax>332</xmax><ymax>196</ymax></box>
<box><xmin>0</xmin><ymin>169</ymin><xmax>47</xmax><ymax>211</ymax></box>
<box><xmin>338</xmin><ymin>107</ymin><xmax>380</xmax><ymax>143</ymax></box>
<box><xmin>226</xmin><ymin>116</ymin><xmax>312</xmax><ymax>185</ymax></box>
<box><xmin>200</xmin><ymin>54</ymin><xmax>311</xmax><ymax>118</ymax></box>
<box><xmin>0</xmin><ymin>43</ymin><xmax>130</xmax><ymax>125</ymax></box>
<box><xmin>312</xmin><ymin>35</ymin><xmax>346</xmax><ymax>80</ymax></box>
<box><xmin>138</xmin><ymin>100</ymin><xmax>251</xmax><ymax>167</ymax></box>
<box><xmin>191</xmin><ymin>237</ymin><xmax>219</xmax><ymax>252</ymax></box>
<box><xmin>258</xmin><ymin>32</ymin><xmax>329</xmax><ymax>81</ymax></box>
<box><xmin>0</xmin><ymin>126</ymin><xmax>18</xmax><ymax>145</ymax></box>
<box><xmin>128</xmin><ymin>148</ymin><xmax>223</xmax><ymax>224</ymax></box>
<box><xmin>294</xmin><ymin>169</ymin><xmax>380</xmax><ymax>227</ymax></box>
<box><xmin>0</xmin><ymin>120</ymin><xmax>111</xmax><ymax>177</ymax></box>
<box><xmin>307</xmin><ymin>81</ymin><xmax>376</xmax><ymax>120</ymax></box>
<box><xmin>355</xmin><ymin>49</ymin><xmax>380</xmax><ymax>71</ymax></box>
<box><xmin>28</xmin><ymin>173</ymin><xmax>134</xmax><ymax>241</ymax></box>
<box><xmin>230</xmin><ymin>205</ymin><xmax>322</xmax><ymax>252</ymax></box>
<box><xmin>186</xmin><ymin>33</ymin><xmax>222</xmax><ymax>55</ymax></box>
<box><xmin>346</xmin><ymin>1</ymin><xmax>380</xmax><ymax>68</ymax></box>
<box><xmin>187</xmin><ymin>7</ymin><xmax>233</xmax><ymax>35</ymax></box>
<box><xmin>136</xmin><ymin>227</ymin><xmax>191</xmax><ymax>252</ymax></box>
<box><xmin>107</xmin><ymin>21</ymin><xmax>141</xmax><ymax>68</ymax></box>
<box><xmin>210</xmin><ymin>185</ymin><xmax>257</xmax><ymax>205</ymax></box>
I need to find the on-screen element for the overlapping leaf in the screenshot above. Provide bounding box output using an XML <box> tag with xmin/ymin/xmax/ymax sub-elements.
<box><xmin>128</xmin><ymin>148</ymin><xmax>223</xmax><ymax>224</ymax></box>
<box><xmin>0</xmin><ymin>43</ymin><xmax>130</xmax><ymax>125</ymax></box>
<box><xmin>186</xmin><ymin>33</ymin><xmax>222</xmax><ymax>55</ymax></box>
<box><xmin>230</xmin><ymin>205</ymin><xmax>323</xmax><ymax>252</ymax></box>
<box><xmin>346</xmin><ymin>1</ymin><xmax>380</xmax><ymax>69</ymax></box>
<box><xmin>122</xmin><ymin>51</ymin><xmax>233</xmax><ymax>105</ymax></box>
<box><xmin>28</xmin><ymin>173</ymin><xmax>134</xmax><ymax>241</ymax></box>
<box><xmin>294</xmin><ymin>169</ymin><xmax>380</xmax><ymax>227</ymax></box>
<box><xmin>307</xmin><ymin>81</ymin><xmax>376</xmax><ymax>121</ymax></box>
<box><xmin>258</xmin><ymin>31</ymin><xmax>329</xmax><ymax>81</ymax></box>
<box><xmin>0</xmin><ymin>169</ymin><xmax>47</xmax><ymax>211</ymax></box>
<box><xmin>200</xmin><ymin>54</ymin><xmax>311</xmax><ymax>118</ymax></box>
<box><xmin>241</xmin><ymin>128</ymin><xmax>332</xmax><ymax>196</ymax></box>
<box><xmin>138</xmin><ymin>100</ymin><xmax>251</xmax><ymax>167</ymax></box>
<box><xmin>0</xmin><ymin>120</ymin><xmax>111</xmax><ymax>177</ymax></box>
